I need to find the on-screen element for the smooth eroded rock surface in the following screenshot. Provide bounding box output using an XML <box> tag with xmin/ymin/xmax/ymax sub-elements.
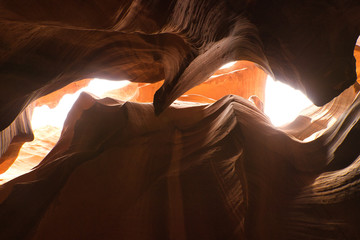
<box><xmin>0</xmin><ymin>92</ymin><xmax>359</xmax><ymax>240</ymax></box>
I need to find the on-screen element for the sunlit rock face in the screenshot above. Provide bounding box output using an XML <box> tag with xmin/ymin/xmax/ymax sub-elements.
<box><xmin>0</xmin><ymin>79</ymin><xmax>90</xmax><ymax>177</ymax></box>
<box><xmin>0</xmin><ymin>1</ymin><xmax>360</xmax><ymax>239</ymax></box>
<box><xmin>280</xmin><ymin>84</ymin><xmax>360</xmax><ymax>141</ymax></box>
<box><xmin>0</xmin><ymin>92</ymin><xmax>359</xmax><ymax>240</ymax></box>
<box><xmin>34</xmin><ymin>79</ymin><xmax>92</xmax><ymax>109</ymax></box>
<box><xmin>0</xmin><ymin>0</ymin><xmax>359</xmax><ymax>130</ymax></box>
<box><xmin>0</xmin><ymin>107</ymin><xmax>33</xmax><ymax>174</ymax></box>
<box><xmin>0</xmin><ymin>61</ymin><xmax>267</xmax><ymax>182</ymax></box>
<box><xmin>1</xmin><ymin>0</ymin><xmax>359</xmax><ymax>168</ymax></box>
<box><xmin>125</xmin><ymin>61</ymin><xmax>267</xmax><ymax>104</ymax></box>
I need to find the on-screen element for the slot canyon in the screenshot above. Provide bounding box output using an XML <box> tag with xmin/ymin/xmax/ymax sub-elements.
<box><xmin>0</xmin><ymin>1</ymin><xmax>360</xmax><ymax>239</ymax></box>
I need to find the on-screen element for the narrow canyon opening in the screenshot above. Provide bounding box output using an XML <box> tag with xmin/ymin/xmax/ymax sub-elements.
<box><xmin>0</xmin><ymin>61</ymin><xmax>316</xmax><ymax>183</ymax></box>
<box><xmin>0</xmin><ymin>3</ymin><xmax>359</xmax><ymax>238</ymax></box>
<box><xmin>0</xmin><ymin>60</ymin><xmax>341</xmax><ymax>184</ymax></box>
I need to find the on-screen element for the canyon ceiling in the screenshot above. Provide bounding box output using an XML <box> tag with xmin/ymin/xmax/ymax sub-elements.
<box><xmin>0</xmin><ymin>0</ymin><xmax>360</xmax><ymax>239</ymax></box>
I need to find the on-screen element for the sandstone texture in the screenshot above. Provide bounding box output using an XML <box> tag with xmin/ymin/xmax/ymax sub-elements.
<box><xmin>0</xmin><ymin>1</ymin><xmax>360</xmax><ymax>239</ymax></box>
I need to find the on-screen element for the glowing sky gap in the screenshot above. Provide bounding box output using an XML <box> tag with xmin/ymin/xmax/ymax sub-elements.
<box><xmin>31</xmin><ymin>75</ymin><xmax>313</xmax><ymax>131</ymax></box>
<box><xmin>264</xmin><ymin>76</ymin><xmax>313</xmax><ymax>126</ymax></box>
<box><xmin>31</xmin><ymin>79</ymin><xmax>130</xmax><ymax>130</ymax></box>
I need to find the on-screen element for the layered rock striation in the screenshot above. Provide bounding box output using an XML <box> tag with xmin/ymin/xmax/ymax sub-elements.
<box><xmin>0</xmin><ymin>1</ymin><xmax>360</xmax><ymax>239</ymax></box>
<box><xmin>0</xmin><ymin>92</ymin><xmax>359</xmax><ymax>239</ymax></box>
<box><xmin>1</xmin><ymin>0</ymin><xmax>359</xmax><ymax>130</ymax></box>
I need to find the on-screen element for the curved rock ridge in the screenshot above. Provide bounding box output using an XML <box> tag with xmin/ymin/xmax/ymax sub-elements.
<box><xmin>280</xmin><ymin>46</ymin><xmax>360</xmax><ymax>141</ymax></box>
<box><xmin>0</xmin><ymin>60</ymin><xmax>266</xmax><ymax>177</ymax></box>
<box><xmin>0</xmin><ymin>79</ymin><xmax>96</xmax><ymax>176</ymax></box>
<box><xmin>0</xmin><ymin>106</ymin><xmax>33</xmax><ymax>174</ymax></box>
<box><xmin>1</xmin><ymin>0</ymin><xmax>359</xmax><ymax>130</ymax></box>
<box><xmin>0</xmin><ymin>92</ymin><xmax>359</xmax><ymax>239</ymax></box>
<box><xmin>280</xmin><ymin>84</ymin><xmax>359</xmax><ymax>141</ymax></box>
<box><xmin>0</xmin><ymin>126</ymin><xmax>62</xmax><ymax>184</ymax></box>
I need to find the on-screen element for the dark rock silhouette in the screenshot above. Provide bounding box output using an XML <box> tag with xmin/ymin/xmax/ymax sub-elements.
<box><xmin>0</xmin><ymin>1</ymin><xmax>360</xmax><ymax>239</ymax></box>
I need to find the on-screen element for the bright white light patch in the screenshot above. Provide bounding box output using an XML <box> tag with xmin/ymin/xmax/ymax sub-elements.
<box><xmin>264</xmin><ymin>76</ymin><xmax>313</xmax><ymax>126</ymax></box>
<box><xmin>219</xmin><ymin>61</ymin><xmax>237</xmax><ymax>69</ymax></box>
<box><xmin>31</xmin><ymin>79</ymin><xmax>130</xmax><ymax>129</ymax></box>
